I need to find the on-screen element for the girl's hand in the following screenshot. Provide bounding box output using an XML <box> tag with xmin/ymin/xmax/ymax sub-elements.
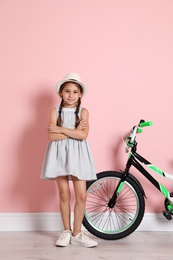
<box><xmin>77</xmin><ymin>120</ymin><xmax>88</xmax><ymax>130</ymax></box>
<box><xmin>48</xmin><ymin>124</ymin><xmax>62</xmax><ymax>133</ymax></box>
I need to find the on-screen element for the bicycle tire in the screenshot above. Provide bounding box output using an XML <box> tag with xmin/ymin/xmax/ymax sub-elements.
<box><xmin>83</xmin><ymin>171</ymin><xmax>145</xmax><ymax>240</ymax></box>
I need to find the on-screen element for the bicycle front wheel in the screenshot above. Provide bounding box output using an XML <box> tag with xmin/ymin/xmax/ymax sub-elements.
<box><xmin>83</xmin><ymin>171</ymin><xmax>145</xmax><ymax>240</ymax></box>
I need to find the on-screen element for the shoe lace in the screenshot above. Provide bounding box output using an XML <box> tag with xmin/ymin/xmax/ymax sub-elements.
<box><xmin>59</xmin><ymin>230</ymin><xmax>71</xmax><ymax>240</ymax></box>
<box><xmin>79</xmin><ymin>231</ymin><xmax>91</xmax><ymax>241</ymax></box>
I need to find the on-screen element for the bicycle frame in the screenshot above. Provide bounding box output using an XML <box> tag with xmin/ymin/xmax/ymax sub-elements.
<box><xmin>121</xmin><ymin>141</ymin><xmax>173</xmax><ymax>204</ymax></box>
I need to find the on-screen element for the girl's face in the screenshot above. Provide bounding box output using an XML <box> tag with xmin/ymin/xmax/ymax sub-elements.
<box><xmin>59</xmin><ymin>82</ymin><xmax>82</xmax><ymax>107</ymax></box>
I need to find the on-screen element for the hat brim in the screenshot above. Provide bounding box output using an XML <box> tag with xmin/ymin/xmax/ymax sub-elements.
<box><xmin>56</xmin><ymin>79</ymin><xmax>87</xmax><ymax>96</ymax></box>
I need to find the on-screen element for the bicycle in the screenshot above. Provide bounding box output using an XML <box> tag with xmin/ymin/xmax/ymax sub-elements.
<box><xmin>82</xmin><ymin>119</ymin><xmax>173</xmax><ymax>240</ymax></box>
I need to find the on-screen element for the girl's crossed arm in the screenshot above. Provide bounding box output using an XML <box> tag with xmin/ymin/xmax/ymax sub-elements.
<box><xmin>48</xmin><ymin>107</ymin><xmax>89</xmax><ymax>141</ymax></box>
<box><xmin>48</xmin><ymin>108</ymin><xmax>68</xmax><ymax>141</ymax></box>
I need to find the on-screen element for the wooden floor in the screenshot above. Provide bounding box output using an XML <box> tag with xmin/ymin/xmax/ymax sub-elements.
<box><xmin>0</xmin><ymin>231</ymin><xmax>173</xmax><ymax>260</ymax></box>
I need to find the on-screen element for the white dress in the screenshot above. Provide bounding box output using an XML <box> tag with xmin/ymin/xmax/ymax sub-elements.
<box><xmin>41</xmin><ymin>105</ymin><xmax>97</xmax><ymax>181</ymax></box>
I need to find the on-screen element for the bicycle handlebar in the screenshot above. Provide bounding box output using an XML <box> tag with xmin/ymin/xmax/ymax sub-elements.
<box><xmin>139</xmin><ymin>121</ymin><xmax>153</xmax><ymax>127</ymax></box>
<box><xmin>126</xmin><ymin>120</ymin><xmax>153</xmax><ymax>148</ymax></box>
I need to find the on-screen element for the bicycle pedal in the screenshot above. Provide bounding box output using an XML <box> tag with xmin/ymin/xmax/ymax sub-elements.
<box><xmin>163</xmin><ymin>211</ymin><xmax>172</xmax><ymax>220</ymax></box>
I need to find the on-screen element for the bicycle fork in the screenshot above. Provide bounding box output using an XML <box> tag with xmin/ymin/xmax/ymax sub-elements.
<box><xmin>108</xmin><ymin>159</ymin><xmax>133</xmax><ymax>208</ymax></box>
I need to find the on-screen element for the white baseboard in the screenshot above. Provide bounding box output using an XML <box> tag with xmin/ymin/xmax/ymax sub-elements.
<box><xmin>0</xmin><ymin>212</ymin><xmax>173</xmax><ymax>232</ymax></box>
<box><xmin>0</xmin><ymin>213</ymin><xmax>64</xmax><ymax>232</ymax></box>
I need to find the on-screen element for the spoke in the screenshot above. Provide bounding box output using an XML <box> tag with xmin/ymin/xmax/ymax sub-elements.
<box><xmin>85</xmin><ymin>177</ymin><xmax>139</xmax><ymax>233</ymax></box>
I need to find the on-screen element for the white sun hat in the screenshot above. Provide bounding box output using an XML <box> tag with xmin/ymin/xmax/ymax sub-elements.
<box><xmin>56</xmin><ymin>72</ymin><xmax>87</xmax><ymax>96</ymax></box>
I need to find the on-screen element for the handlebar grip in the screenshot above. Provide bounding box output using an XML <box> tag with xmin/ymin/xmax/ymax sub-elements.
<box><xmin>137</xmin><ymin>128</ymin><xmax>143</xmax><ymax>133</ymax></box>
<box><xmin>139</xmin><ymin>121</ymin><xmax>153</xmax><ymax>127</ymax></box>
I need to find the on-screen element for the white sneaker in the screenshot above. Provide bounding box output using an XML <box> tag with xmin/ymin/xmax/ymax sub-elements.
<box><xmin>71</xmin><ymin>231</ymin><xmax>98</xmax><ymax>248</ymax></box>
<box><xmin>55</xmin><ymin>230</ymin><xmax>72</xmax><ymax>247</ymax></box>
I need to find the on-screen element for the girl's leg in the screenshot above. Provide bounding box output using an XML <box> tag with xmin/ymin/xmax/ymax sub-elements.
<box><xmin>56</xmin><ymin>176</ymin><xmax>71</xmax><ymax>231</ymax></box>
<box><xmin>71</xmin><ymin>176</ymin><xmax>86</xmax><ymax>236</ymax></box>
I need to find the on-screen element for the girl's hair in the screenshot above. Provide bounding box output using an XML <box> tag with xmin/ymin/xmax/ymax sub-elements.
<box><xmin>57</xmin><ymin>82</ymin><xmax>83</xmax><ymax>128</ymax></box>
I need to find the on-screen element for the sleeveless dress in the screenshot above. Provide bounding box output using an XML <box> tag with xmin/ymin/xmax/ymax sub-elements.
<box><xmin>41</xmin><ymin>105</ymin><xmax>97</xmax><ymax>181</ymax></box>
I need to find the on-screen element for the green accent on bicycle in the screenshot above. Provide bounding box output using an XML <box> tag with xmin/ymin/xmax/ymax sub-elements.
<box><xmin>128</xmin><ymin>152</ymin><xmax>132</xmax><ymax>159</ymax></box>
<box><xmin>126</xmin><ymin>136</ymin><xmax>133</xmax><ymax>147</ymax></box>
<box><xmin>167</xmin><ymin>204</ymin><xmax>173</xmax><ymax>211</ymax></box>
<box><xmin>159</xmin><ymin>184</ymin><xmax>169</xmax><ymax>198</ymax></box>
<box><xmin>117</xmin><ymin>182</ymin><xmax>125</xmax><ymax>193</ymax></box>
<box><xmin>140</xmin><ymin>121</ymin><xmax>153</xmax><ymax>127</ymax></box>
<box><xmin>137</xmin><ymin>128</ymin><xmax>142</xmax><ymax>133</ymax></box>
<box><xmin>149</xmin><ymin>165</ymin><xmax>164</xmax><ymax>176</ymax></box>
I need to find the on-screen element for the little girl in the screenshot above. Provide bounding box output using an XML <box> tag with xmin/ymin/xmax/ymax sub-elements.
<box><xmin>41</xmin><ymin>73</ymin><xmax>98</xmax><ymax>247</ymax></box>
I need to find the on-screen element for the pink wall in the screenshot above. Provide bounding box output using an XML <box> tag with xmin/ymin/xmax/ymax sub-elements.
<box><xmin>0</xmin><ymin>0</ymin><xmax>173</xmax><ymax>213</ymax></box>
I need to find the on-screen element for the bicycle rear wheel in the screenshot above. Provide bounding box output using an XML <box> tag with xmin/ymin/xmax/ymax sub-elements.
<box><xmin>83</xmin><ymin>171</ymin><xmax>145</xmax><ymax>240</ymax></box>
